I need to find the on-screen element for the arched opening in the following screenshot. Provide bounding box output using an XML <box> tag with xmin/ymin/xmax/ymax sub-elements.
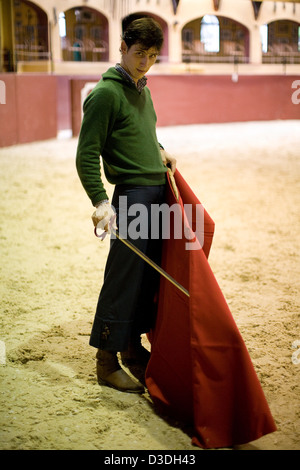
<box><xmin>262</xmin><ymin>19</ymin><xmax>300</xmax><ymax>64</ymax></box>
<box><xmin>200</xmin><ymin>15</ymin><xmax>220</xmax><ymax>53</ymax></box>
<box><xmin>13</xmin><ymin>0</ymin><xmax>49</xmax><ymax>63</ymax></box>
<box><xmin>60</xmin><ymin>6</ymin><xmax>109</xmax><ymax>62</ymax></box>
<box><xmin>182</xmin><ymin>15</ymin><xmax>249</xmax><ymax>63</ymax></box>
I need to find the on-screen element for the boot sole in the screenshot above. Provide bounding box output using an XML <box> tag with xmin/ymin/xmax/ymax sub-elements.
<box><xmin>97</xmin><ymin>376</ymin><xmax>145</xmax><ymax>394</ymax></box>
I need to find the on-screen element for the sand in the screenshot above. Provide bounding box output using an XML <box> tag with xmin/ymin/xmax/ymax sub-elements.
<box><xmin>0</xmin><ymin>120</ymin><xmax>299</xmax><ymax>451</ymax></box>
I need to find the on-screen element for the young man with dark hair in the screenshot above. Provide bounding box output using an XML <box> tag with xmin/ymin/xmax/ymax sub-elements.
<box><xmin>76</xmin><ymin>17</ymin><xmax>176</xmax><ymax>393</ymax></box>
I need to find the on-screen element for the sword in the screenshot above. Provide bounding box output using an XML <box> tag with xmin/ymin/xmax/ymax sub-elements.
<box><xmin>95</xmin><ymin>227</ymin><xmax>190</xmax><ymax>298</ymax></box>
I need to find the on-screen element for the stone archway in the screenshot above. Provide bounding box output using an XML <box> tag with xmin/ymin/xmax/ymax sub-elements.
<box><xmin>60</xmin><ymin>6</ymin><xmax>109</xmax><ymax>62</ymax></box>
<box><xmin>13</xmin><ymin>0</ymin><xmax>49</xmax><ymax>63</ymax></box>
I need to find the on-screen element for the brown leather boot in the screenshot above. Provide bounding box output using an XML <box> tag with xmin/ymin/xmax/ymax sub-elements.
<box><xmin>96</xmin><ymin>349</ymin><xmax>144</xmax><ymax>394</ymax></box>
<box><xmin>120</xmin><ymin>338</ymin><xmax>150</xmax><ymax>367</ymax></box>
<box><xmin>120</xmin><ymin>338</ymin><xmax>150</xmax><ymax>388</ymax></box>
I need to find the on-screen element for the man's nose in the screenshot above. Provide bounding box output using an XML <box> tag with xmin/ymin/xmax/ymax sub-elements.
<box><xmin>140</xmin><ymin>56</ymin><xmax>149</xmax><ymax>67</ymax></box>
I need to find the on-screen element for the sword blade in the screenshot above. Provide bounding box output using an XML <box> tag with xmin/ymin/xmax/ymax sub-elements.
<box><xmin>114</xmin><ymin>230</ymin><xmax>190</xmax><ymax>298</ymax></box>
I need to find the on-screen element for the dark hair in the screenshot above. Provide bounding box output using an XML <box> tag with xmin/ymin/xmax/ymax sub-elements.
<box><xmin>122</xmin><ymin>14</ymin><xmax>150</xmax><ymax>34</ymax></box>
<box><xmin>122</xmin><ymin>16</ymin><xmax>164</xmax><ymax>51</ymax></box>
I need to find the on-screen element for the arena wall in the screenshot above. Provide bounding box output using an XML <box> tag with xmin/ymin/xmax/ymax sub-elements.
<box><xmin>68</xmin><ymin>74</ymin><xmax>300</xmax><ymax>135</ymax></box>
<box><xmin>0</xmin><ymin>74</ymin><xmax>57</xmax><ymax>147</ymax></box>
<box><xmin>1</xmin><ymin>73</ymin><xmax>299</xmax><ymax>147</ymax></box>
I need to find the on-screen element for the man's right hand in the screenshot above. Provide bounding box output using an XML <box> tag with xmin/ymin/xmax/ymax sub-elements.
<box><xmin>92</xmin><ymin>201</ymin><xmax>117</xmax><ymax>234</ymax></box>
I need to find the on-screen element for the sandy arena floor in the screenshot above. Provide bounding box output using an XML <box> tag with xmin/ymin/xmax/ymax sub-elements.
<box><xmin>0</xmin><ymin>120</ymin><xmax>299</xmax><ymax>450</ymax></box>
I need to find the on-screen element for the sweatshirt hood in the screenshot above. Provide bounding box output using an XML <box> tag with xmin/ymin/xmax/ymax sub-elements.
<box><xmin>102</xmin><ymin>66</ymin><xmax>148</xmax><ymax>93</ymax></box>
<box><xmin>102</xmin><ymin>67</ymin><xmax>125</xmax><ymax>83</ymax></box>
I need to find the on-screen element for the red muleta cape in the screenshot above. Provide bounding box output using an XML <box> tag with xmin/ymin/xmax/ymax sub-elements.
<box><xmin>145</xmin><ymin>170</ymin><xmax>277</xmax><ymax>449</ymax></box>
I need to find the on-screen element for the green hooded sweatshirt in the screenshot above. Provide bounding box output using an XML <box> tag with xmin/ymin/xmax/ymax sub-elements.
<box><xmin>76</xmin><ymin>67</ymin><xmax>167</xmax><ymax>206</ymax></box>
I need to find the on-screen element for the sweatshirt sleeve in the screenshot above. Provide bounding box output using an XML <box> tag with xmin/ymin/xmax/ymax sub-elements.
<box><xmin>76</xmin><ymin>84</ymin><xmax>120</xmax><ymax>206</ymax></box>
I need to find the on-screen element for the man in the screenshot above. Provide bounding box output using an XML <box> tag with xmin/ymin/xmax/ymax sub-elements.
<box><xmin>76</xmin><ymin>17</ymin><xmax>176</xmax><ymax>393</ymax></box>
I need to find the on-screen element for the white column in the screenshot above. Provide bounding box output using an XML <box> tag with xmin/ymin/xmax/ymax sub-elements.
<box><xmin>249</xmin><ymin>23</ymin><xmax>262</xmax><ymax>64</ymax></box>
<box><xmin>109</xmin><ymin>17</ymin><xmax>122</xmax><ymax>63</ymax></box>
<box><xmin>169</xmin><ymin>22</ymin><xmax>182</xmax><ymax>64</ymax></box>
<box><xmin>50</xmin><ymin>19</ymin><xmax>62</xmax><ymax>65</ymax></box>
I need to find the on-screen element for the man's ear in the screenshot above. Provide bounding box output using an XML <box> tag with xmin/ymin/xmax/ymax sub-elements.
<box><xmin>120</xmin><ymin>40</ymin><xmax>128</xmax><ymax>55</ymax></box>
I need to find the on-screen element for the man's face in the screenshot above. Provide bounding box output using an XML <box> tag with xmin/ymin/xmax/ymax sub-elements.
<box><xmin>120</xmin><ymin>41</ymin><xmax>159</xmax><ymax>83</ymax></box>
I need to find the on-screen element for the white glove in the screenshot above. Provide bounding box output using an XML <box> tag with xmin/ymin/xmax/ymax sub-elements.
<box><xmin>92</xmin><ymin>201</ymin><xmax>117</xmax><ymax>236</ymax></box>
